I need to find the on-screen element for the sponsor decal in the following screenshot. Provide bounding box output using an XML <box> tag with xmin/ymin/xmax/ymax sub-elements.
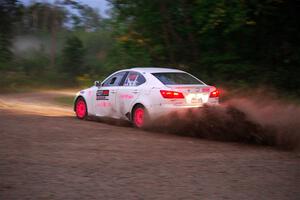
<box><xmin>96</xmin><ymin>90</ymin><xmax>109</xmax><ymax>100</ymax></box>
<box><xmin>120</xmin><ymin>94</ymin><xmax>134</xmax><ymax>99</ymax></box>
<box><xmin>96</xmin><ymin>101</ymin><xmax>111</xmax><ymax>107</ymax></box>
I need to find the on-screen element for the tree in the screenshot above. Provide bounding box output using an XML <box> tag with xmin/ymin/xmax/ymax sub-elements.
<box><xmin>61</xmin><ymin>35</ymin><xmax>85</xmax><ymax>77</ymax></box>
<box><xmin>24</xmin><ymin>3</ymin><xmax>68</xmax><ymax>67</ymax></box>
<box><xmin>63</xmin><ymin>0</ymin><xmax>102</xmax><ymax>31</ymax></box>
<box><xmin>22</xmin><ymin>2</ymin><xmax>67</xmax><ymax>33</ymax></box>
<box><xmin>0</xmin><ymin>0</ymin><xmax>22</xmax><ymax>63</ymax></box>
<box><xmin>107</xmin><ymin>0</ymin><xmax>300</xmax><ymax>93</ymax></box>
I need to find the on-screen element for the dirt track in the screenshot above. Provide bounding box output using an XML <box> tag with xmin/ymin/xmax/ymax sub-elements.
<box><xmin>0</xmin><ymin>91</ymin><xmax>299</xmax><ymax>200</ymax></box>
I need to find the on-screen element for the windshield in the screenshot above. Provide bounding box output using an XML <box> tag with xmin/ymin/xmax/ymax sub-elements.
<box><xmin>152</xmin><ymin>72</ymin><xmax>204</xmax><ymax>85</ymax></box>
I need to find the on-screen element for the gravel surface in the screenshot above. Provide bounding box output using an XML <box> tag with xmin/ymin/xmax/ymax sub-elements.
<box><xmin>0</xmin><ymin>91</ymin><xmax>299</xmax><ymax>200</ymax></box>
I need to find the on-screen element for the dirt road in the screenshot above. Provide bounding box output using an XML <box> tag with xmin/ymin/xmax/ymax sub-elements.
<box><xmin>0</xmin><ymin>91</ymin><xmax>299</xmax><ymax>200</ymax></box>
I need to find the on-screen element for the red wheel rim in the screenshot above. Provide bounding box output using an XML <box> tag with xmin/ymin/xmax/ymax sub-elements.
<box><xmin>76</xmin><ymin>99</ymin><xmax>86</xmax><ymax>118</ymax></box>
<box><xmin>134</xmin><ymin>108</ymin><xmax>144</xmax><ymax>127</ymax></box>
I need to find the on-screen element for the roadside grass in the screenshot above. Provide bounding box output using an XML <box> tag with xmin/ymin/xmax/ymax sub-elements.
<box><xmin>54</xmin><ymin>96</ymin><xmax>74</xmax><ymax>107</ymax></box>
<box><xmin>0</xmin><ymin>83</ymin><xmax>72</xmax><ymax>94</ymax></box>
<box><xmin>0</xmin><ymin>71</ymin><xmax>86</xmax><ymax>94</ymax></box>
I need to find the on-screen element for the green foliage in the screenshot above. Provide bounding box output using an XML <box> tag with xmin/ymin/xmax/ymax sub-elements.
<box><xmin>0</xmin><ymin>0</ymin><xmax>299</xmax><ymax>96</ymax></box>
<box><xmin>75</xmin><ymin>30</ymin><xmax>111</xmax><ymax>74</ymax></box>
<box><xmin>61</xmin><ymin>35</ymin><xmax>85</xmax><ymax>77</ymax></box>
<box><xmin>0</xmin><ymin>0</ymin><xmax>22</xmax><ymax>63</ymax></box>
<box><xmin>108</xmin><ymin>0</ymin><xmax>300</xmax><ymax>95</ymax></box>
<box><xmin>17</xmin><ymin>50</ymin><xmax>50</xmax><ymax>75</ymax></box>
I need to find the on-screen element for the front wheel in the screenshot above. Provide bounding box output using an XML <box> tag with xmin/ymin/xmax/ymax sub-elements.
<box><xmin>132</xmin><ymin>105</ymin><xmax>148</xmax><ymax>128</ymax></box>
<box><xmin>75</xmin><ymin>97</ymin><xmax>87</xmax><ymax>119</ymax></box>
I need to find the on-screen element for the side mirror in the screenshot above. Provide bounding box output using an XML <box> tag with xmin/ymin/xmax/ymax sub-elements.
<box><xmin>94</xmin><ymin>81</ymin><xmax>101</xmax><ymax>87</ymax></box>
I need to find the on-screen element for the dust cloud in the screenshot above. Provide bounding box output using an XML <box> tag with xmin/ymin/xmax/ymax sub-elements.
<box><xmin>12</xmin><ymin>35</ymin><xmax>51</xmax><ymax>56</ymax></box>
<box><xmin>147</xmin><ymin>89</ymin><xmax>300</xmax><ymax>150</ymax></box>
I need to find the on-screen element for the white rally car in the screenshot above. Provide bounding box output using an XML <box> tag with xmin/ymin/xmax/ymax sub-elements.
<box><xmin>74</xmin><ymin>67</ymin><xmax>219</xmax><ymax>128</ymax></box>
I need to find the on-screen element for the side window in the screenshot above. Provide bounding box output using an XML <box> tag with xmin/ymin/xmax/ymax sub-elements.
<box><xmin>102</xmin><ymin>71</ymin><xmax>127</xmax><ymax>87</ymax></box>
<box><xmin>123</xmin><ymin>71</ymin><xmax>146</xmax><ymax>86</ymax></box>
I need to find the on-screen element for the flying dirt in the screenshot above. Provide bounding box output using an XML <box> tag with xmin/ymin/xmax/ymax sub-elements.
<box><xmin>149</xmin><ymin>97</ymin><xmax>300</xmax><ymax>150</ymax></box>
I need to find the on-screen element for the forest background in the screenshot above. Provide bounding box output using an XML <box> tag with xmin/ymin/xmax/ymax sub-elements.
<box><xmin>0</xmin><ymin>0</ymin><xmax>299</xmax><ymax>98</ymax></box>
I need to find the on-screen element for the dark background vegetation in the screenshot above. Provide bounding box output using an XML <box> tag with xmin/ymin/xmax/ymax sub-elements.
<box><xmin>0</xmin><ymin>0</ymin><xmax>299</xmax><ymax>96</ymax></box>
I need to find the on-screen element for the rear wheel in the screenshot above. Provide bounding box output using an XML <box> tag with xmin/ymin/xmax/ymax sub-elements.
<box><xmin>75</xmin><ymin>97</ymin><xmax>87</xmax><ymax>119</ymax></box>
<box><xmin>132</xmin><ymin>105</ymin><xmax>148</xmax><ymax>128</ymax></box>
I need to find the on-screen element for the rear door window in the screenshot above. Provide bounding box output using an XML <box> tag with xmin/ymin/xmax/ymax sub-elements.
<box><xmin>152</xmin><ymin>72</ymin><xmax>204</xmax><ymax>85</ymax></box>
<box><xmin>123</xmin><ymin>71</ymin><xmax>146</xmax><ymax>86</ymax></box>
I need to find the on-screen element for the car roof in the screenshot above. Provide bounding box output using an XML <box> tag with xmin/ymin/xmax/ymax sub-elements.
<box><xmin>130</xmin><ymin>67</ymin><xmax>185</xmax><ymax>73</ymax></box>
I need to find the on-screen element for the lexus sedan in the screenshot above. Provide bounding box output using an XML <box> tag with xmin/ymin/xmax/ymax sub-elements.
<box><xmin>74</xmin><ymin>67</ymin><xmax>219</xmax><ymax>128</ymax></box>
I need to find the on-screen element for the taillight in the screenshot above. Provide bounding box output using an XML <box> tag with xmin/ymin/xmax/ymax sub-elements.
<box><xmin>160</xmin><ymin>90</ymin><xmax>184</xmax><ymax>99</ymax></box>
<box><xmin>209</xmin><ymin>89</ymin><xmax>220</xmax><ymax>98</ymax></box>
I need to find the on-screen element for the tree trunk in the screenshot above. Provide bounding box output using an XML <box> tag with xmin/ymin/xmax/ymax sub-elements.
<box><xmin>50</xmin><ymin>7</ymin><xmax>57</xmax><ymax>68</ymax></box>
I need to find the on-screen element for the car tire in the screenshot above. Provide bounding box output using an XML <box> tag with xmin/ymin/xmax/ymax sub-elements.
<box><xmin>75</xmin><ymin>97</ymin><xmax>88</xmax><ymax>119</ymax></box>
<box><xmin>132</xmin><ymin>105</ymin><xmax>149</xmax><ymax>128</ymax></box>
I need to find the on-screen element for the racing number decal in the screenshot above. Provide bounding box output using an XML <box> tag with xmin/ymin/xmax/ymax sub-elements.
<box><xmin>96</xmin><ymin>90</ymin><xmax>109</xmax><ymax>100</ymax></box>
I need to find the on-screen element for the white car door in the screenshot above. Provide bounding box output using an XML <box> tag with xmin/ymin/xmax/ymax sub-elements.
<box><xmin>95</xmin><ymin>71</ymin><xmax>128</xmax><ymax>117</ymax></box>
<box><xmin>116</xmin><ymin>71</ymin><xmax>146</xmax><ymax>118</ymax></box>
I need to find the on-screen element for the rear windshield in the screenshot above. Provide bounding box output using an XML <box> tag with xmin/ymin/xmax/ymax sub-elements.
<box><xmin>152</xmin><ymin>72</ymin><xmax>204</xmax><ymax>85</ymax></box>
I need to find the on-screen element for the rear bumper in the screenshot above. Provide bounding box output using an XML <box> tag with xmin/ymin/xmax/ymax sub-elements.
<box><xmin>147</xmin><ymin>101</ymin><xmax>218</xmax><ymax>119</ymax></box>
